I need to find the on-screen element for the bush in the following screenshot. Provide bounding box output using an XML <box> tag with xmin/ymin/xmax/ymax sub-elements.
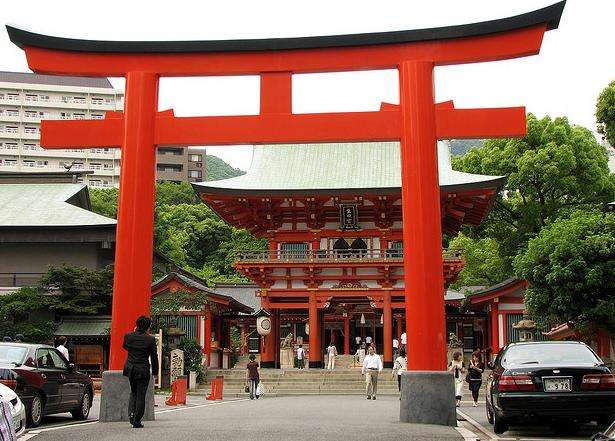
<box><xmin>178</xmin><ymin>338</ymin><xmax>205</xmax><ymax>382</ymax></box>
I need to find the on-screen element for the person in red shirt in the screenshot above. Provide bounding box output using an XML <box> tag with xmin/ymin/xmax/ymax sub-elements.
<box><xmin>246</xmin><ymin>354</ymin><xmax>260</xmax><ymax>400</ymax></box>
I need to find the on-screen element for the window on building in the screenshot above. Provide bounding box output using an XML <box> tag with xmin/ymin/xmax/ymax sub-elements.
<box><xmin>60</xmin><ymin>112</ymin><xmax>71</xmax><ymax>119</ymax></box>
<box><xmin>5</xmin><ymin>142</ymin><xmax>18</xmax><ymax>149</ymax></box>
<box><xmin>24</xmin><ymin>127</ymin><xmax>38</xmax><ymax>134</ymax></box>
<box><xmin>4</xmin><ymin>159</ymin><xmax>17</xmax><ymax>166</ymax></box>
<box><xmin>91</xmin><ymin>113</ymin><xmax>104</xmax><ymax>119</ymax></box>
<box><xmin>387</xmin><ymin>241</ymin><xmax>403</xmax><ymax>258</ymax></box>
<box><xmin>6</xmin><ymin>109</ymin><xmax>19</xmax><ymax>116</ymax></box>
<box><xmin>103</xmin><ymin>163</ymin><xmax>113</xmax><ymax>169</ymax></box>
<box><xmin>189</xmin><ymin>154</ymin><xmax>202</xmax><ymax>162</ymax></box>
<box><xmin>23</xmin><ymin>143</ymin><xmax>36</xmax><ymax>150</ymax></box>
<box><xmin>5</xmin><ymin>126</ymin><xmax>18</xmax><ymax>133</ymax></box>
<box><xmin>73</xmin><ymin>113</ymin><xmax>85</xmax><ymax>119</ymax></box>
<box><xmin>188</xmin><ymin>170</ymin><xmax>202</xmax><ymax>179</ymax></box>
<box><xmin>24</xmin><ymin>111</ymin><xmax>37</xmax><ymax>118</ymax></box>
<box><xmin>25</xmin><ymin>94</ymin><xmax>38</xmax><ymax>101</ymax></box>
<box><xmin>7</xmin><ymin>93</ymin><xmax>19</xmax><ymax>101</ymax></box>
<box><xmin>156</xmin><ymin>164</ymin><xmax>183</xmax><ymax>172</ymax></box>
<box><xmin>61</xmin><ymin>96</ymin><xmax>72</xmax><ymax>103</ymax></box>
<box><xmin>280</xmin><ymin>242</ymin><xmax>308</xmax><ymax>260</ymax></box>
<box><xmin>73</xmin><ymin>96</ymin><xmax>86</xmax><ymax>103</ymax></box>
<box><xmin>89</xmin><ymin>163</ymin><xmax>102</xmax><ymax>170</ymax></box>
<box><xmin>22</xmin><ymin>160</ymin><xmax>35</xmax><ymax>167</ymax></box>
<box><xmin>39</xmin><ymin>95</ymin><xmax>50</xmax><ymax>102</ymax></box>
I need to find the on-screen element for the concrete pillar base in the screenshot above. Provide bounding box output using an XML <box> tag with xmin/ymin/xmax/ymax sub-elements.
<box><xmin>400</xmin><ymin>371</ymin><xmax>456</xmax><ymax>426</ymax></box>
<box><xmin>100</xmin><ymin>370</ymin><xmax>155</xmax><ymax>423</ymax></box>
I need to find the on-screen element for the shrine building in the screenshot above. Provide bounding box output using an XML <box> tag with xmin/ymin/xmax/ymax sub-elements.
<box><xmin>194</xmin><ymin>141</ymin><xmax>504</xmax><ymax>368</ymax></box>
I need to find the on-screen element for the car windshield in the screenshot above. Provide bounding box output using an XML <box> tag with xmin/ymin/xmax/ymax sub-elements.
<box><xmin>0</xmin><ymin>346</ymin><xmax>27</xmax><ymax>364</ymax></box>
<box><xmin>501</xmin><ymin>343</ymin><xmax>599</xmax><ymax>367</ymax></box>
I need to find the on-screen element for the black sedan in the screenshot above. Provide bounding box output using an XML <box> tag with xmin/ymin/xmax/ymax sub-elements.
<box><xmin>486</xmin><ymin>341</ymin><xmax>615</xmax><ymax>434</ymax></box>
<box><xmin>0</xmin><ymin>343</ymin><xmax>93</xmax><ymax>427</ymax></box>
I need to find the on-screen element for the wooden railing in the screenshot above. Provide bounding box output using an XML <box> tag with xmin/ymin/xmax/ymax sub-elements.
<box><xmin>235</xmin><ymin>249</ymin><xmax>462</xmax><ymax>263</ymax></box>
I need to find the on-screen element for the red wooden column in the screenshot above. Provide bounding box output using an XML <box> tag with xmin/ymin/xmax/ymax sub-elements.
<box><xmin>204</xmin><ymin>308</ymin><xmax>212</xmax><ymax>366</ymax></box>
<box><xmin>383</xmin><ymin>292</ymin><xmax>393</xmax><ymax>368</ymax></box>
<box><xmin>260</xmin><ymin>313</ymin><xmax>277</xmax><ymax>368</ymax></box>
<box><xmin>399</xmin><ymin>60</ymin><xmax>447</xmax><ymax>371</ymax></box>
<box><xmin>308</xmin><ymin>293</ymin><xmax>321</xmax><ymax>368</ymax></box>
<box><xmin>343</xmin><ymin>315</ymin><xmax>350</xmax><ymax>355</ymax></box>
<box><xmin>490</xmin><ymin>301</ymin><xmax>500</xmax><ymax>360</ymax></box>
<box><xmin>109</xmin><ymin>71</ymin><xmax>159</xmax><ymax>371</ymax></box>
<box><xmin>396</xmin><ymin>315</ymin><xmax>403</xmax><ymax>342</ymax></box>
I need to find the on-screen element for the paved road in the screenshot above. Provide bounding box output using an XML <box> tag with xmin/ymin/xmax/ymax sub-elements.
<box><xmin>24</xmin><ymin>395</ymin><xmax>465</xmax><ymax>441</ymax></box>
<box><xmin>457</xmin><ymin>399</ymin><xmax>606</xmax><ymax>441</ymax></box>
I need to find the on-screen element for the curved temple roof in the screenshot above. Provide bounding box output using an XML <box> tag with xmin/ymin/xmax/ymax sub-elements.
<box><xmin>193</xmin><ymin>141</ymin><xmax>505</xmax><ymax>197</ymax></box>
<box><xmin>6</xmin><ymin>2</ymin><xmax>564</xmax><ymax>53</ymax></box>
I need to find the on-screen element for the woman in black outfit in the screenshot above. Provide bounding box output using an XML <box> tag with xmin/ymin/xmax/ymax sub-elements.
<box><xmin>468</xmin><ymin>351</ymin><xmax>484</xmax><ymax>407</ymax></box>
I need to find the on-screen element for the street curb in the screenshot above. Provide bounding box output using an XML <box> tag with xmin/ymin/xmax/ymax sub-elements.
<box><xmin>457</xmin><ymin>409</ymin><xmax>496</xmax><ymax>440</ymax></box>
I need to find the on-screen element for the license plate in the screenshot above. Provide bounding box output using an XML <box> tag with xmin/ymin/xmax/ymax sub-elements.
<box><xmin>543</xmin><ymin>377</ymin><xmax>572</xmax><ymax>392</ymax></box>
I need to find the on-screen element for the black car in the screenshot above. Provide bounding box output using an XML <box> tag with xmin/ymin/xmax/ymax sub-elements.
<box><xmin>0</xmin><ymin>343</ymin><xmax>94</xmax><ymax>427</ymax></box>
<box><xmin>486</xmin><ymin>341</ymin><xmax>615</xmax><ymax>434</ymax></box>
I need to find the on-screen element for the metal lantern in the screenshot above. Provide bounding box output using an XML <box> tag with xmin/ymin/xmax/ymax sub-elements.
<box><xmin>305</xmin><ymin>323</ymin><xmax>310</xmax><ymax>336</ymax></box>
<box><xmin>380</xmin><ymin>314</ymin><xmax>384</xmax><ymax>325</ymax></box>
<box><xmin>256</xmin><ymin>316</ymin><xmax>272</xmax><ymax>336</ymax></box>
<box><xmin>360</xmin><ymin>313</ymin><xmax>366</xmax><ymax>325</ymax></box>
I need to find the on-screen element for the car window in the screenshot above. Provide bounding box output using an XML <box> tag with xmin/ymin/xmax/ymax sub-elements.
<box><xmin>501</xmin><ymin>343</ymin><xmax>599</xmax><ymax>367</ymax></box>
<box><xmin>0</xmin><ymin>346</ymin><xmax>27</xmax><ymax>364</ymax></box>
<box><xmin>49</xmin><ymin>350</ymin><xmax>68</xmax><ymax>370</ymax></box>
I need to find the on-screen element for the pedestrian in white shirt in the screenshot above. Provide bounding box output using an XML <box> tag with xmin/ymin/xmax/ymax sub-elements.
<box><xmin>361</xmin><ymin>346</ymin><xmax>383</xmax><ymax>400</ymax></box>
<box><xmin>392</xmin><ymin>348</ymin><xmax>407</xmax><ymax>399</ymax></box>
<box><xmin>56</xmin><ymin>336</ymin><xmax>69</xmax><ymax>361</ymax></box>
<box><xmin>354</xmin><ymin>335</ymin><xmax>361</xmax><ymax>351</ymax></box>
<box><xmin>296</xmin><ymin>344</ymin><xmax>305</xmax><ymax>369</ymax></box>
<box><xmin>392</xmin><ymin>337</ymin><xmax>399</xmax><ymax>359</ymax></box>
<box><xmin>400</xmin><ymin>332</ymin><xmax>407</xmax><ymax>352</ymax></box>
<box><xmin>326</xmin><ymin>342</ymin><xmax>337</xmax><ymax>370</ymax></box>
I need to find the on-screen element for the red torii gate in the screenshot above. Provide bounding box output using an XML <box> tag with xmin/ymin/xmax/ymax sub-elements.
<box><xmin>8</xmin><ymin>2</ymin><xmax>563</xmax><ymax>377</ymax></box>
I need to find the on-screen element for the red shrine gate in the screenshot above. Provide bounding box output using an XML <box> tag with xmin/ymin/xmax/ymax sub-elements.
<box><xmin>7</xmin><ymin>2</ymin><xmax>564</xmax><ymax>374</ymax></box>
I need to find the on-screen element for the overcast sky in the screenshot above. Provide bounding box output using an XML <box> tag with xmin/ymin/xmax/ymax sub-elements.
<box><xmin>0</xmin><ymin>0</ymin><xmax>612</xmax><ymax>170</ymax></box>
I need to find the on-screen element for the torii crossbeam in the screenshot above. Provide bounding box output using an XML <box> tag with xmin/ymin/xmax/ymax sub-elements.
<box><xmin>7</xmin><ymin>1</ymin><xmax>564</xmax><ymax>422</ymax></box>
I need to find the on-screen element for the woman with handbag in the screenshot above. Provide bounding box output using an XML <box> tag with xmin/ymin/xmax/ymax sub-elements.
<box><xmin>467</xmin><ymin>351</ymin><xmax>484</xmax><ymax>407</ymax></box>
<box><xmin>245</xmin><ymin>354</ymin><xmax>260</xmax><ymax>400</ymax></box>
<box><xmin>448</xmin><ymin>351</ymin><xmax>466</xmax><ymax>407</ymax></box>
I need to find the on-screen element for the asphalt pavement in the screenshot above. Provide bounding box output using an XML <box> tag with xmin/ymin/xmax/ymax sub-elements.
<box><xmin>24</xmin><ymin>395</ymin><xmax>465</xmax><ymax>441</ymax></box>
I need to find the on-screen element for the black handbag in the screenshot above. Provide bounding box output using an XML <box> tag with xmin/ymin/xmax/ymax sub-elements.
<box><xmin>244</xmin><ymin>385</ymin><xmax>250</xmax><ymax>393</ymax></box>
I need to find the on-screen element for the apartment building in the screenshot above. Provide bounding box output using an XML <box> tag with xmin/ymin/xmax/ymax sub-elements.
<box><xmin>157</xmin><ymin>146</ymin><xmax>206</xmax><ymax>183</ymax></box>
<box><xmin>0</xmin><ymin>71</ymin><xmax>123</xmax><ymax>187</ymax></box>
<box><xmin>0</xmin><ymin>72</ymin><xmax>206</xmax><ymax>186</ymax></box>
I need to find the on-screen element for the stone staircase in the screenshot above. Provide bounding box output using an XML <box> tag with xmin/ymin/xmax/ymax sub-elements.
<box><xmin>201</xmin><ymin>368</ymin><xmax>400</xmax><ymax>397</ymax></box>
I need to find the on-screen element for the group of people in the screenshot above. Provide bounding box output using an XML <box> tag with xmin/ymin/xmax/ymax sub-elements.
<box><xmin>448</xmin><ymin>350</ymin><xmax>484</xmax><ymax>407</ymax></box>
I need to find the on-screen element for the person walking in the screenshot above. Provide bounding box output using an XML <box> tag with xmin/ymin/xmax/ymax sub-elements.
<box><xmin>326</xmin><ymin>342</ymin><xmax>337</xmax><ymax>370</ymax></box>
<box><xmin>361</xmin><ymin>346</ymin><xmax>382</xmax><ymax>400</ymax></box>
<box><xmin>296</xmin><ymin>344</ymin><xmax>305</xmax><ymax>369</ymax></box>
<box><xmin>467</xmin><ymin>351</ymin><xmax>484</xmax><ymax>407</ymax></box>
<box><xmin>400</xmin><ymin>331</ymin><xmax>407</xmax><ymax>353</ymax></box>
<box><xmin>392</xmin><ymin>337</ymin><xmax>399</xmax><ymax>360</ymax></box>
<box><xmin>448</xmin><ymin>351</ymin><xmax>466</xmax><ymax>407</ymax></box>
<box><xmin>122</xmin><ymin>316</ymin><xmax>158</xmax><ymax>429</ymax></box>
<box><xmin>246</xmin><ymin>354</ymin><xmax>260</xmax><ymax>399</ymax></box>
<box><xmin>392</xmin><ymin>348</ymin><xmax>406</xmax><ymax>399</ymax></box>
<box><xmin>56</xmin><ymin>336</ymin><xmax>69</xmax><ymax>361</ymax></box>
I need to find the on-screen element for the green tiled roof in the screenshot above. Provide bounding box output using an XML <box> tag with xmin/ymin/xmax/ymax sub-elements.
<box><xmin>0</xmin><ymin>183</ymin><xmax>116</xmax><ymax>227</ymax></box>
<box><xmin>55</xmin><ymin>316</ymin><xmax>111</xmax><ymax>336</ymax></box>
<box><xmin>194</xmin><ymin>142</ymin><xmax>505</xmax><ymax>196</ymax></box>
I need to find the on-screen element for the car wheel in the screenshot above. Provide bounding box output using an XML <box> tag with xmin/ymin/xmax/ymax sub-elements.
<box><xmin>71</xmin><ymin>390</ymin><xmax>92</xmax><ymax>420</ymax></box>
<box><xmin>493</xmin><ymin>411</ymin><xmax>508</xmax><ymax>435</ymax></box>
<box><xmin>486</xmin><ymin>400</ymin><xmax>494</xmax><ymax>425</ymax></box>
<box><xmin>27</xmin><ymin>393</ymin><xmax>43</xmax><ymax>428</ymax></box>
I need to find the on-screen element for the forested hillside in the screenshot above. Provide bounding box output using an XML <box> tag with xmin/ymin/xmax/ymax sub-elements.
<box><xmin>205</xmin><ymin>154</ymin><xmax>245</xmax><ymax>181</ymax></box>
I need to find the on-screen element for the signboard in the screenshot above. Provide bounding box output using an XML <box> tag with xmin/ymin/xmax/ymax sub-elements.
<box><xmin>170</xmin><ymin>349</ymin><xmax>184</xmax><ymax>383</ymax></box>
<box><xmin>339</xmin><ymin>203</ymin><xmax>359</xmax><ymax>230</ymax></box>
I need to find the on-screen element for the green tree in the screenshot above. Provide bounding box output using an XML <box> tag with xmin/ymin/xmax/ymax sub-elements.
<box><xmin>89</xmin><ymin>187</ymin><xmax>118</xmax><ymax>218</ymax></box>
<box><xmin>597</xmin><ymin>80</ymin><xmax>615</xmax><ymax>146</ymax></box>
<box><xmin>38</xmin><ymin>265</ymin><xmax>114</xmax><ymax>315</ymax></box>
<box><xmin>449</xmin><ymin>233</ymin><xmax>508</xmax><ymax>288</ymax></box>
<box><xmin>0</xmin><ymin>287</ymin><xmax>57</xmax><ymax>343</ymax></box>
<box><xmin>204</xmin><ymin>155</ymin><xmax>245</xmax><ymax>181</ymax></box>
<box><xmin>453</xmin><ymin>114</ymin><xmax>615</xmax><ymax>274</ymax></box>
<box><xmin>155</xmin><ymin>181</ymin><xmax>199</xmax><ymax>206</ymax></box>
<box><xmin>514</xmin><ymin>210</ymin><xmax>615</xmax><ymax>331</ymax></box>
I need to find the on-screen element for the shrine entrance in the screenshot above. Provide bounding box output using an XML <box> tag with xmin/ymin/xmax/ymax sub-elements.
<box><xmin>7</xmin><ymin>0</ymin><xmax>565</xmax><ymax>425</ymax></box>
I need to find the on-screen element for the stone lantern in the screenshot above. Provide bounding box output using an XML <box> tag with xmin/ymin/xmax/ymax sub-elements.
<box><xmin>513</xmin><ymin>318</ymin><xmax>537</xmax><ymax>342</ymax></box>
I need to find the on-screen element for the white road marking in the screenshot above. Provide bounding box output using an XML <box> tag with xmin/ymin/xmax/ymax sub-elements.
<box><xmin>21</xmin><ymin>398</ymin><xmax>251</xmax><ymax>438</ymax></box>
<box><xmin>457</xmin><ymin>409</ymin><xmax>497</xmax><ymax>440</ymax></box>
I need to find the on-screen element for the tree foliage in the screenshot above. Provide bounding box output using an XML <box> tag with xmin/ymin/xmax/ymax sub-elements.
<box><xmin>597</xmin><ymin>80</ymin><xmax>615</xmax><ymax>146</ymax></box>
<box><xmin>453</xmin><ymin>114</ymin><xmax>615</xmax><ymax>278</ymax></box>
<box><xmin>449</xmin><ymin>233</ymin><xmax>508</xmax><ymax>289</ymax></box>
<box><xmin>204</xmin><ymin>155</ymin><xmax>245</xmax><ymax>181</ymax></box>
<box><xmin>514</xmin><ymin>210</ymin><xmax>615</xmax><ymax>332</ymax></box>
<box><xmin>38</xmin><ymin>265</ymin><xmax>114</xmax><ymax>315</ymax></box>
